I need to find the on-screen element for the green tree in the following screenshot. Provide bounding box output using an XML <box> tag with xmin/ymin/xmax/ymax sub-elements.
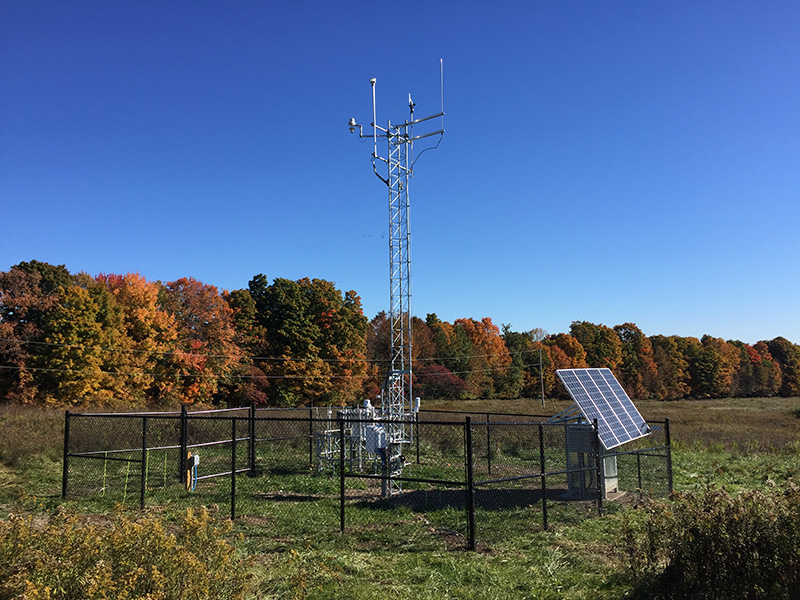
<box><xmin>223</xmin><ymin>288</ymin><xmax>269</xmax><ymax>405</ymax></box>
<box><xmin>751</xmin><ymin>341</ymin><xmax>782</xmax><ymax>397</ymax></box>
<box><xmin>687</xmin><ymin>336</ymin><xmax>738</xmax><ymax>399</ymax></box>
<box><xmin>502</xmin><ymin>326</ymin><xmax>550</xmax><ymax>399</ymax></box>
<box><xmin>223</xmin><ymin>288</ymin><xmax>263</xmax><ymax>351</ymax></box>
<box><xmin>570</xmin><ymin>321</ymin><xmax>623</xmax><ymax>371</ymax></box>
<box><xmin>425</xmin><ymin>315</ymin><xmax>473</xmax><ymax>393</ymax></box>
<box><xmin>13</xmin><ymin>260</ymin><xmax>72</xmax><ymax>299</ymax></box>
<box><xmin>767</xmin><ymin>337</ymin><xmax>800</xmax><ymax>397</ymax></box>
<box><xmin>614</xmin><ymin>323</ymin><xmax>658</xmax><ymax>399</ymax></box>
<box><xmin>248</xmin><ymin>276</ymin><xmax>368</xmax><ymax>406</ymax></box>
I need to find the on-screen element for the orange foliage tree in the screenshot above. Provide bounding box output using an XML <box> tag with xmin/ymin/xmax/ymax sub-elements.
<box><xmin>158</xmin><ymin>277</ymin><xmax>243</xmax><ymax>405</ymax></box>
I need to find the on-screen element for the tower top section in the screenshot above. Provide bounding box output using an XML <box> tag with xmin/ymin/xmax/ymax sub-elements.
<box><xmin>348</xmin><ymin>60</ymin><xmax>445</xmax><ymax>187</ymax></box>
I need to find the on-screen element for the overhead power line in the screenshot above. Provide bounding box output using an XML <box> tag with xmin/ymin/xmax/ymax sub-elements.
<box><xmin>0</xmin><ymin>337</ymin><xmax>549</xmax><ymax>364</ymax></box>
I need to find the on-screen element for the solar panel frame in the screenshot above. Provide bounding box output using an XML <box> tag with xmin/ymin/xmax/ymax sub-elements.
<box><xmin>556</xmin><ymin>368</ymin><xmax>650</xmax><ymax>450</ymax></box>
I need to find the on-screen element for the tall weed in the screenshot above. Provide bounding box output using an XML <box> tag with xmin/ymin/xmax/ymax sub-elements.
<box><xmin>623</xmin><ymin>483</ymin><xmax>800</xmax><ymax>599</ymax></box>
<box><xmin>0</xmin><ymin>507</ymin><xmax>249</xmax><ymax>600</ymax></box>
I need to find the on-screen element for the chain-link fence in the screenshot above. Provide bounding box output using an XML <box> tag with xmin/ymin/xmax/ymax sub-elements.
<box><xmin>63</xmin><ymin>406</ymin><xmax>672</xmax><ymax>550</ymax></box>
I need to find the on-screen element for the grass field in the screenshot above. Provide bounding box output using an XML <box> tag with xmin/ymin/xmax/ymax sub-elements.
<box><xmin>2</xmin><ymin>397</ymin><xmax>799</xmax><ymax>599</ymax></box>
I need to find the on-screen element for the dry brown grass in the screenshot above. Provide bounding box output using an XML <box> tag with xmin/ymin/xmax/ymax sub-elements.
<box><xmin>424</xmin><ymin>396</ymin><xmax>800</xmax><ymax>453</ymax></box>
<box><xmin>0</xmin><ymin>403</ymin><xmax>65</xmax><ymax>465</ymax></box>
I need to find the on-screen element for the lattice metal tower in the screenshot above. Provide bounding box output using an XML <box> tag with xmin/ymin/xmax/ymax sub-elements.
<box><xmin>349</xmin><ymin>64</ymin><xmax>444</xmax><ymax>469</ymax></box>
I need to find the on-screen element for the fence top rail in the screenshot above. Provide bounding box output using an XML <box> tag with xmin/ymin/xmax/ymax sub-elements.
<box><xmin>420</xmin><ymin>408</ymin><xmax>551</xmax><ymax>419</ymax></box>
<box><xmin>255</xmin><ymin>406</ymin><xmax>321</xmax><ymax>412</ymax></box>
<box><xmin>65</xmin><ymin>407</ymin><xmax>667</xmax><ymax>430</ymax></box>
<box><xmin>68</xmin><ymin>410</ymin><xmax>180</xmax><ymax>418</ymax></box>
<box><xmin>189</xmin><ymin>407</ymin><xmax>249</xmax><ymax>414</ymax></box>
<box><xmin>609</xmin><ymin>445</ymin><xmax>671</xmax><ymax>457</ymax></box>
<box><xmin>67</xmin><ymin>406</ymin><xmax>258</xmax><ymax>418</ymax></box>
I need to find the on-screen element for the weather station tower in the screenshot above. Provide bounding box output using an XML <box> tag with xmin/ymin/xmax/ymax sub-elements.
<box><xmin>348</xmin><ymin>62</ymin><xmax>445</xmax><ymax>494</ymax></box>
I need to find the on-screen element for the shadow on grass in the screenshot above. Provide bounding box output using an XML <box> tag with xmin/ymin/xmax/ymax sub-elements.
<box><xmin>350</xmin><ymin>486</ymin><xmax>589</xmax><ymax>512</ymax></box>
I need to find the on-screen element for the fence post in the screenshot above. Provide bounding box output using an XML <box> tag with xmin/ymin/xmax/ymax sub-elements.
<box><xmin>664</xmin><ymin>418</ymin><xmax>673</xmax><ymax>493</ymax></box>
<box><xmin>231</xmin><ymin>418</ymin><xmax>237</xmax><ymax>520</ymax></box>
<box><xmin>486</xmin><ymin>412</ymin><xmax>492</xmax><ymax>475</ymax></box>
<box><xmin>179</xmin><ymin>404</ymin><xmax>188</xmax><ymax>484</ymax></box>
<box><xmin>248</xmin><ymin>403</ymin><xmax>256</xmax><ymax>477</ymax></box>
<box><xmin>593</xmin><ymin>419</ymin><xmax>603</xmax><ymax>517</ymax></box>
<box><xmin>637</xmin><ymin>453</ymin><xmax>642</xmax><ymax>492</ymax></box>
<box><xmin>415</xmin><ymin>411</ymin><xmax>420</xmax><ymax>465</ymax></box>
<box><xmin>140</xmin><ymin>416</ymin><xmax>148</xmax><ymax>510</ymax></box>
<box><xmin>309</xmin><ymin>407</ymin><xmax>314</xmax><ymax>467</ymax></box>
<box><xmin>61</xmin><ymin>410</ymin><xmax>71</xmax><ymax>499</ymax></box>
<box><xmin>538</xmin><ymin>423</ymin><xmax>548</xmax><ymax>531</ymax></box>
<box><xmin>465</xmin><ymin>416</ymin><xmax>476</xmax><ymax>551</ymax></box>
<box><xmin>339</xmin><ymin>416</ymin><xmax>345</xmax><ymax>534</ymax></box>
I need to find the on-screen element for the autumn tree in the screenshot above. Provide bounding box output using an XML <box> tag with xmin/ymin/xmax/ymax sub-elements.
<box><xmin>451</xmin><ymin>317</ymin><xmax>514</xmax><ymax>398</ymax></box>
<box><xmin>728</xmin><ymin>340</ymin><xmax>782</xmax><ymax>398</ymax></box>
<box><xmin>614</xmin><ymin>323</ymin><xmax>658</xmax><ymax>399</ymax></box>
<box><xmin>425</xmin><ymin>314</ymin><xmax>474</xmax><ymax>394</ymax></box>
<box><xmin>35</xmin><ymin>274</ymin><xmax>126</xmax><ymax>405</ymax></box>
<box><xmin>650</xmin><ymin>335</ymin><xmax>690</xmax><ymax>400</ymax></box>
<box><xmin>547</xmin><ymin>333</ymin><xmax>588</xmax><ymax>368</ymax></box>
<box><xmin>96</xmin><ymin>273</ymin><xmax>178</xmax><ymax>404</ymax></box>
<box><xmin>307</xmin><ymin>280</ymin><xmax>369</xmax><ymax>405</ymax></box>
<box><xmin>158</xmin><ymin>278</ymin><xmax>243</xmax><ymax>405</ymax></box>
<box><xmin>364</xmin><ymin>311</ymin><xmax>389</xmax><ymax>398</ymax></box>
<box><xmin>0</xmin><ymin>264</ymin><xmax>66</xmax><ymax>402</ymax></box>
<box><xmin>415</xmin><ymin>363</ymin><xmax>468</xmax><ymax>399</ymax></box>
<box><xmin>545</xmin><ymin>333</ymin><xmax>588</xmax><ymax>398</ymax></box>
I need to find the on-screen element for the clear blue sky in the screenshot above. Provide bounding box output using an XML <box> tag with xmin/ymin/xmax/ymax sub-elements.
<box><xmin>2</xmin><ymin>1</ymin><xmax>799</xmax><ymax>344</ymax></box>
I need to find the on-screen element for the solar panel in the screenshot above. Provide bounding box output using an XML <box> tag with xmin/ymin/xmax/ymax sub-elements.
<box><xmin>556</xmin><ymin>368</ymin><xmax>651</xmax><ymax>450</ymax></box>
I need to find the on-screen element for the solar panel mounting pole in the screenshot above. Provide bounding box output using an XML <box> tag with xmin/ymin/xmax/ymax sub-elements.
<box><xmin>349</xmin><ymin>62</ymin><xmax>444</xmax><ymax>495</ymax></box>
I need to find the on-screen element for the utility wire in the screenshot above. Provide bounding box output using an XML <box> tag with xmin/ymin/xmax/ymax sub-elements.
<box><xmin>0</xmin><ymin>336</ymin><xmax>549</xmax><ymax>364</ymax></box>
<box><xmin>0</xmin><ymin>358</ymin><xmax>548</xmax><ymax>381</ymax></box>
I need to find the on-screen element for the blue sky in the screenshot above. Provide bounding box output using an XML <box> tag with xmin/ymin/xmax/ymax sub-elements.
<box><xmin>2</xmin><ymin>1</ymin><xmax>799</xmax><ymax>344</ymax></box>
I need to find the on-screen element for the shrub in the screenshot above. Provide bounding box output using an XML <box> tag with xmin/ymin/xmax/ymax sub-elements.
<box><xmin>0</xmin><ymin>507</ymin><xmax>249</xmax><ymax>600</ymax></box>
<box><xmin>623</xmin><ymin>483</ymin><xmax>800</xmax><ymax>599</ymax></box>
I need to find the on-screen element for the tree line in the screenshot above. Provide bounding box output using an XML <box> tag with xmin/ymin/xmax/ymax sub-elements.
<box><xmin>1</xmin><ymin>260</ymin><xmax>798</xmax><ymax>407</ymax></box>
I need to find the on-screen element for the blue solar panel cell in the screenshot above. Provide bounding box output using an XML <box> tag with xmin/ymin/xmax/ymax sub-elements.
<box><xmin>556</xmin><ymin>368</ymin><xmax>650</xmax><ymax>450</ymax></box>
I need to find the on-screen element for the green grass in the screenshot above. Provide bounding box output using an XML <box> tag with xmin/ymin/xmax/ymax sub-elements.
<box><xmin>2</xmin><ymin>397</ymin><xmax>800</xmax><ymax>599</ymax></box>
